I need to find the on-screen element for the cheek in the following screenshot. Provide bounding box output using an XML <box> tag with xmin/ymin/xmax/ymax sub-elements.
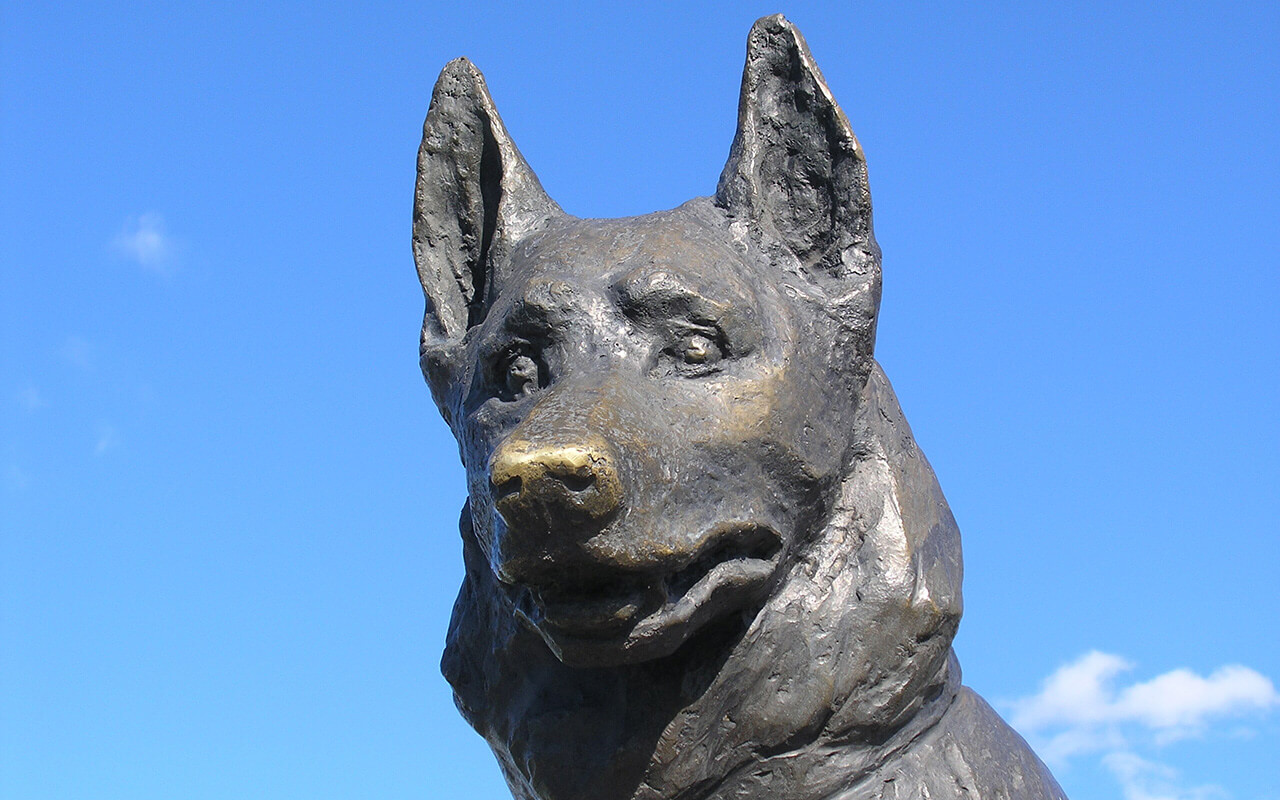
<box><xmin>460</xmin><ymin>393</ymin><xmax>526</xmax><ymax>466</ymax></box>
<box><xmin>687</xmin><ymin>365</ymin><xmax>852</xmax><ymax>483</ymax></box>
<box><xmin>784</xmin><ymin>368</ymin><xmax>860</xmax><ymax>474</ymax></box>
<box><xmin>665</xmin><ymin>366</ymin><xmax>788</xmax><ymax>446</ymax></box>
<box><xmin>641</xmin><ymin>369</ymin><xmax>798</xmax><ymax>498</ymax></box>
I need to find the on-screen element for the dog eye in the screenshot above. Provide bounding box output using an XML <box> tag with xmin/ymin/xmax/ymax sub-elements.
<box><xmin>681</xmin><ymin>333</ymin><xmax>719</xmax><ymax>364</ymax></box>
<box><xmin>498</xmin><ymin>350</ymin><xmax>541</xmax><ymax>400</ymax></box>
<box><xmin>667</xmin><ymin>331</ymin><xmax>723</xmax><ymax>376</ymax></box>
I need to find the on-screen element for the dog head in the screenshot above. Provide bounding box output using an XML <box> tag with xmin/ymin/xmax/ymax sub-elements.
<box><xmin>416</xmin><ymin>19</ymin><xmax>970</xmax><ymax>800</ymax></box>
<box><xmin>415</xmin><ymin>17</ymin><xmax>884</xmax><ymax>669</ymax></box>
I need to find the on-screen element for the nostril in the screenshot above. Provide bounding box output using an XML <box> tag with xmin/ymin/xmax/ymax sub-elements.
<box><xmin>494</xmin><ymin>474</ymin><xmax>522</xmax><ymax>501</ymax></box>
<box><xmin>557</xmin><ymin>471</ymin><xmax>597</xmax><ymax>493</ymax></box>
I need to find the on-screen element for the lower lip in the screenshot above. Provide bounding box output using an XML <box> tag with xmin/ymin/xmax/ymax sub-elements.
<box><xmin>518</xmin><ymin>525</ymin><xmax>785</xmax><ymax>640</ymax></box>
<box><xmin>530</xmin><ymin>586</ymin><xmax>656</xmax><ymax>635</ymax></box>
<box><xmin>528</xmin><ymin>561</ymin><xmax>778</xmax><ymax>641</ymax></box>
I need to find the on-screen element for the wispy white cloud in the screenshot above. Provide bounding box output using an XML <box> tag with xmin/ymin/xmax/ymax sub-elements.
<box><xmin>1102</xmin><ymin>752</ymin><xmax>1225</xmax><ymax>800</ymax></box>
<box><xmin>16</xmin><ymin>384</ymin><xmax>44</xmax><ymax>411</ymax></box>
<box><xmin>112</xmin><ymin>212</ymin><xmax>176</xmax><ymax>273</ymax></box>
<box><xmin>1009</xmin><ymin>651</ymin><xmax>1278</xmax><ymax>799</ymax></box>
<box><xmin>1118</xmin><ymin>664</ymin><xmax>1277</xmax><ymax>734</ymax></box>
<box><xmin>95</xmin><ymin>423</ymin><xmax>120</xmax><ymax>455</ymax></box>
<box><xmin>61</xmin><ymin>335</ymin><xmax>93</xmax><ymax>370</ymax></box>
<box><xmin>1012</xmin><ymin>651</ymin><xmax>1278</xmax><ymax>752</ymax></box>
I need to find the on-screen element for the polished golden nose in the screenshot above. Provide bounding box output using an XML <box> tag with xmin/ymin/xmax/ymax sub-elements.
<box><xmin>489</xmin><ymin>437</ymin><xmax>623</xmax><ymax>530</ymax></box>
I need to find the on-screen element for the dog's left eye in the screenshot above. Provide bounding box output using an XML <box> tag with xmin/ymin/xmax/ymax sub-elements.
<box><xmin>681</xmin><ymin>333</ymin><xmax>719</xmax><ymax>364</ymax></box>
<box><xmin>668</xmin><ymin>331</ymin><xmax>723</xmax><ymax>376</ymax></box>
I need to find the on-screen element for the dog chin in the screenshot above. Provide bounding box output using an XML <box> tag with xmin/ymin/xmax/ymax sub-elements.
<box><xmin>507</xmin><ymin>525</ymin><xmax>785</xmax><ymax>668</ymax></box>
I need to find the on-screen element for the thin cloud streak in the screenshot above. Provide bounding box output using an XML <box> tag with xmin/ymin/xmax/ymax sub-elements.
<box><xmin>1102</xmin><ymin>752</ymin><xmax>1224</xmax><ymax>800</ymax></box>
<box><xmin>112</xmin><ymin>212</ymin><xmax>175</xmax><ymax>273</ymax></box>
<box><xmin>16</xmin><ymin>385</ymin><xmax>44</xmax><ymax>411</ymax></box>
<box><xmin>61</xmin><ymin>335</ymin><xmax>93</xmax><ymax>370</ymax></box>
<box><xmin>95</xmin><ymin>423</ymin><xmax>120</xmax><ymax>455</ymax></box>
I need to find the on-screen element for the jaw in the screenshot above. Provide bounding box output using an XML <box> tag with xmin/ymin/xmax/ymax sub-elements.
<box><xmin>503</xmin><ymin>523</ymin><xmax>785</xmax><ymax>668</ymax></box>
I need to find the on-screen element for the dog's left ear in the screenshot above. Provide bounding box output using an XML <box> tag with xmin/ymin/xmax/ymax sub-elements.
<box><xmin>717</xmin><ymin>15</ymin><xmax>881</xmax><ymax>311</ymax></box>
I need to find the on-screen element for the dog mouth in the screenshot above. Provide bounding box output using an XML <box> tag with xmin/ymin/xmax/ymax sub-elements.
<box><xmin>509</xmin><ymin>524</ymin><xmax>784</xmax><ymax>659</ymax></box>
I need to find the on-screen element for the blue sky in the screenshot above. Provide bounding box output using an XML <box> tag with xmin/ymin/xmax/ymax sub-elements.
<box><xmin>3</xmin><ymin>2</ymin><xmax>1277</xmax><ymax>799</ymax></box>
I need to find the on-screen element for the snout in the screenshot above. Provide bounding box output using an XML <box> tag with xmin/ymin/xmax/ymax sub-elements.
<box><xmin>489</xmin><ymin>436</ymin><xmax>623</xmax><ymax>541</ymax></box>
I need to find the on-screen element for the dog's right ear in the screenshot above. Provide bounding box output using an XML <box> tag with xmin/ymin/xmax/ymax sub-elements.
<box><xmin>413</xmin><ymin>58</ymin><xmax>561</xmax><ymax>349</ymax></box>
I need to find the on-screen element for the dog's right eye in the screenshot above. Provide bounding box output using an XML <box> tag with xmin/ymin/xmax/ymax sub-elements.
<box><xmin>498</xmin><ymin>350</ymin><xmax>541</xmax><ymax>401</ymax></box>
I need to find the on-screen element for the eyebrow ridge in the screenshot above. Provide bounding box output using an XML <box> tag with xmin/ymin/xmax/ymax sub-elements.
<box><xmin>614</xmin><ymin>272</ymin><xmax>728</xmax><ymax>322</ymax></box>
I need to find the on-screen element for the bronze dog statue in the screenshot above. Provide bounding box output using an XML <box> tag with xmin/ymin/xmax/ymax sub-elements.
<box><xmin>413</xmin><ymin>15</ymin><xmax>1068</xmax><ymax>800</ymax></box>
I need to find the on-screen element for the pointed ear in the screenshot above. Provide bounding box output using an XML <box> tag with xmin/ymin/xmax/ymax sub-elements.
<box><xmin>716</xmin><ymin>16</ymin><xmax>880</xmax><ymax>292</ymax></box>
<box><xmin>413</xmin><ymin>58</ymin><xmax>561</xmax><ymax>347</ymax></box>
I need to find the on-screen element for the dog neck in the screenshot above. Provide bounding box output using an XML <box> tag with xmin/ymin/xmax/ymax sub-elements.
<box><xmin>645</xmin><ymin>654</ymin><xmax>961</xmax><ymax>800</ymax></box>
